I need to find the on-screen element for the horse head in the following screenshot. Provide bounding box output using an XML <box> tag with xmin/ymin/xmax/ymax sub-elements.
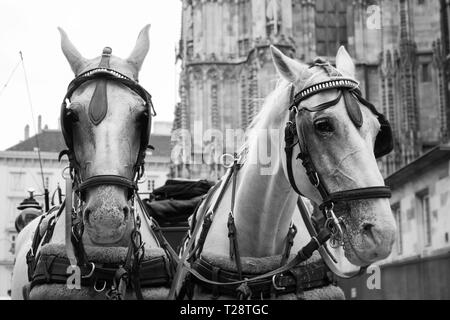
<box><xmin>59</xmin><ymin>26</ymin><xmax>152</xmax><ymax>246</ymax></box>
<box><xmin>271</xmin><ymin>46</ymin><xmax>396</xmax><ymax>267</ymax></box>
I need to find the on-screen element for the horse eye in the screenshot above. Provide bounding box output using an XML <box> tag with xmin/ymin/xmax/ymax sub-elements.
<box><xmin>314</xmin><ymin>119</ymin><xmax>334</xmax><ymax>133</ymax></box>
<box><xmin>66</xmin><ymin>110</ymin><xmax>79</xmax><ymax>123</ymax></box>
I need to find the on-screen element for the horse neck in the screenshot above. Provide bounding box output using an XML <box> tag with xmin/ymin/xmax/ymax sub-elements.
<box><xmin>232</xmin><ymin>123</ymin><xmax>298</xmax><ymax>257</ymax></box>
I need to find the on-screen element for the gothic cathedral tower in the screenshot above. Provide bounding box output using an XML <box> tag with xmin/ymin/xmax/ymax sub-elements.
<box><xmin>172</xmin><ymin>0</ymin><xmax>449</xmax><ymax>179</ymax></box>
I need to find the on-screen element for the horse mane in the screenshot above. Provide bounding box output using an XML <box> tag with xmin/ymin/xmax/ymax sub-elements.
<box><xmin>239</xmin><ymin>65</ymin><xmax>332</xmax><ymax>157</ymax></box>
<box><xmin>239</xmin><ymin>78</ymin><xmax>291</xmax><ymax>157</ymax></box>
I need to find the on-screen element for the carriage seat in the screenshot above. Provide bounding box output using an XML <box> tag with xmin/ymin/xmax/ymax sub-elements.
<box><xmin>144</xmin><ymin>179</ymin><xmax>215</xmax><ymax>227</ymax></box>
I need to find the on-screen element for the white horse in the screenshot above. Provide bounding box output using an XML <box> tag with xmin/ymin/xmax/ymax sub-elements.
<box><xmin>171</xmin><ymin>46</ymin><xmax>396</xmax><ymax>300</ymax></box>
<box><xmin>12</xmin><ymin>26</ymin><xmax>174</xmax><ymax>300</ymax></box>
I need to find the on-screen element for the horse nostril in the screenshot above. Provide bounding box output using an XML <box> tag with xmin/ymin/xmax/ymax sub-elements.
<box><xmin>123</xmin><ymin>206</ymin><xmax>130</xmax><ymax>220</ymax></box>
<box><xmin>84</xmin><ymin>208</ymin><xmax>92</xmax><ymax>222</ymax></box>
<box><xmin>362</xmin><ymin>223</ymin><xmax>378</xmax><ymax>245</ymax></box>
<box><xmin>363</xmin><ymin>223</ymin><xmax>374</xmax><ymax>233</ymax></box>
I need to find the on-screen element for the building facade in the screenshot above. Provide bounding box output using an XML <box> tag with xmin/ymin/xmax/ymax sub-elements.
<box><xmin>338</xmin><ymin>145</ymin><xmax>450</xmax><ymax>299</ymax></box>
<box><xmin>0</xmin><ymin>123</ymin><xmax>172</xmax><ymax>298</ymax></box>
<box><xmin>172</xmin><ymin>0</ymin><xmax>450</xmax><ymax>179</ymax></box>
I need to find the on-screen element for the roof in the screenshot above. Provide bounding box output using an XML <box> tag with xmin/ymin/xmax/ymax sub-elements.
<box><xmin>7</xmin><ymin>130</ymin><xmax>66</xmax><ymax>153</ymax></box>
<box><xmin>6</xmin><ymin>130</ymin><xmax>171</xmax><ymax>158</ymax></box>
<box><xmin>385</xmin><ymin>144</ymin><xmax>450</xmax><ymax>188</ymax></box>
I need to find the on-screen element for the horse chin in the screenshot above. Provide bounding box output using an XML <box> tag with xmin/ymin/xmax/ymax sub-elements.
<box><xmin>84</xmin><ymin>222</ymin><xmax>132</xmax><ymax>247</ymax></box>
<box><xmin>342</xmin><ymin>242</ymin><xmax>373</xmax><ymax>267</ymax></box>
<box><xmin>342</xmin><ymin>229</ymin><xmax>390</xmax><ymax>267</ymax></box>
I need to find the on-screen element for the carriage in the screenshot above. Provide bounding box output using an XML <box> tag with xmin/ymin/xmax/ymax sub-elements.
<box><xmin>10</xmin><ymin>25</ymin><xmax>396</xmax><ymax>300</ymax></box>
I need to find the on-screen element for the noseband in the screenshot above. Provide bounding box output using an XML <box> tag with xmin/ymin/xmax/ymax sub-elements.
<box><xmin>284</xmin><ymin>68</ymin><xmax>393</xmax><ymax>246</ymax></box>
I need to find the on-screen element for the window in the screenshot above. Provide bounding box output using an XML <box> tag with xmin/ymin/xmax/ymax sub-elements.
<box><xmin>315</xmin><ymin>0</ymin><xmax>348</xmax><ymax>57</ymax></box>
<box><xmin>9</xmin><ymin>234</ymin><xmax>16</xmax><ymax>255</ymax></box>
<box><xmin>148</xmin><ymin>179</ymin><xmax>155</xmax><ymax>192</ymax></box>
<box><xmin>421</xmin><ymin>194</ymin><xmax>432</xmax><ymax>246</ymax></box>
<box><xmin>392</xmin><ymin>204</ymin><xmax>402</xmax><ymax>255</ymax></box>
<box><xmin>421</xmin><ymin>63</ymin><xmax>431</xmax><ymax>82</ymax></box>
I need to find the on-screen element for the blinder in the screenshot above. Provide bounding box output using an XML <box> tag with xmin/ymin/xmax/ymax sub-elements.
<box><xmin>289</xmin><ymin>77</ymin><xmax>394</xmax><ymax>159</ymax></box>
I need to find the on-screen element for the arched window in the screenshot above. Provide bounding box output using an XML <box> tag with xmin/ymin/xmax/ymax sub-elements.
<box><xmin>315</xmin><ymin>0</ymin><xmax>349</xmax><ymax>57</ymax></box>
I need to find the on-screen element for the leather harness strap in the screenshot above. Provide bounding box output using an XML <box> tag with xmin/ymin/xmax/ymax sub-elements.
<box><xmin>192</xmin><ymin>258</ymin><xmax>331</xmax><ymax>299</ymax></box>
<box><xmin>29</xmin><ymin>254</ymin><xmax>172</xmax><ymax>291</ymax></box>
<box><xmin>227</xmin><ymin>157</ymin><xmax>243</xmax><ymax>280</ymax></box>
<box><xmin>169</xmin><ymin>158</ymin><xmax>334</xmax><ymax>299</ymax></box>
<box><xmin>75</xmin><ymin>175</ymin><xmax>138</xmax><ymax>201</ymax></box>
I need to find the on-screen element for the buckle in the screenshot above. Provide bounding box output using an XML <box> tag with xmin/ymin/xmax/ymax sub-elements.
<box><xmin>272</xmin><ymin>274</ymin><xmax>286</xmax><ymax>291</ymax></box>
<box><xmin>82</xmin><ymin>262</ymin><xmax>96</xmax><ymax>279</ymax></box>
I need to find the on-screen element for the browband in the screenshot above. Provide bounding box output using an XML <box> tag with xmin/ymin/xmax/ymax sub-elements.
<box><xmin>290</xmin><ymin>78</ymin><xmax>359</xmax><ymax>110</ymax></box>
<box><xmin>63</xmin><ymin>68</ymin><xmax>156</xmax><ymax>117</ymax></box>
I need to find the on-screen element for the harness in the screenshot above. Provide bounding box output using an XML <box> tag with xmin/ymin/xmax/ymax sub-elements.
<box><xmin>25</xmin><ymin>48</ymin><xmax>175</xmax><ymax>300</ymax></box>
<box><xmin>169</xmin><ymin>61</ymin><xmax>394</xmax><ymax>300</ymax></box>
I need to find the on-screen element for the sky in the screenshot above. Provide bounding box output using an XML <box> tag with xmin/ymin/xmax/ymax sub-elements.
<box><xmin>0</xmin><ymin>0</ymin><xmax>182</xmax><ymax>151</ymax></box>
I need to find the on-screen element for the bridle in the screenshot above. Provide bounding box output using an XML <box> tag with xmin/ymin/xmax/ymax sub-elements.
<box><xmin>284</xmin><ymin>62</ymin><xmax>394</xmax><ymax>247</ymax></box>
<box><xmin>59</xmin><ymin>47</ymin><xmax>156</xmax><ymax>199</ymax></box>
<box><xmin>51</xmin><ymin>47</ymin><xmax>174</xmax><ymax>300</ymax></box>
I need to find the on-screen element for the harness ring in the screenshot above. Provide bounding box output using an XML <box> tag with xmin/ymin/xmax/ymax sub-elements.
<box><xmin>82</xmin><ymin>262</ymin><xmax>96</xmax><ymax>279</ymax></box>
<box><xmin>94</xmin><ymin>279</ymin><xmax>107</xmax><ymax>292</ymax></box>
<box><xmin>272</xmin><ymin>274</ymin><xmax>286</xmax><ymax>291</ymax></box>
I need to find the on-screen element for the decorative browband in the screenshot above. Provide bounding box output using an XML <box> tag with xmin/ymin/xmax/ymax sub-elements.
<box><xmin>291</xmin><ymin>78</ymin><xmax>359</xmax><ymax>109</ymax></box>
<box><xmin>79</xmin><ymin>68</ymin><xmax>134</xmax><ymax>82</ymax></box>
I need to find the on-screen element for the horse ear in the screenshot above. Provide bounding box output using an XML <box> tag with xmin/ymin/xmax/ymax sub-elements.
<box><xmin>270</xmin><ymin>45</ymin><xmax>310</xmax><ymax>84</ymax></box>
<box><xmin>58</xmin><ymin>27</ymin><xmax>87</xmax><ymax>75</ymax></box>
<box><xmin>127</xmin><ymin>24</ymin><xmax>151</xmax><ymax>74</ymax></box>
<box><xmin>336</xmin><ymin>46</ymin><xmax>355</xmax><ymax>78</ymax></box>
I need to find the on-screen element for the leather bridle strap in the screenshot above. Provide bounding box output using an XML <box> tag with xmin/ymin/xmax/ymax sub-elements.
<box><xmin>65</xmin><ymin>177</ymin><xmax>78</xmax><ymax>267</ymax></box>
<box><xmin>227</xmin><ymin>158</ymin><xmax>243</xmax><ymax>280</ymax></box>
<box><xmin>321</xmin><ymin>187</ymin><xmax>393</xmax><ymax>211</ymax></box>
<box><xmin>284</xmin><ymin>119</ymin><xmax>302</xmax><ymax>195</ymax></box>
<box><xmin>75</xmin><ymin>175</ymin><xmax>138</xmax><ymax>199</ymax></box>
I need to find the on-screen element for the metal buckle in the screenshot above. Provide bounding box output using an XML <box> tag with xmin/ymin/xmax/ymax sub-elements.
<box><xmin>289</xmin><ymin>105</ymin><xmax>299</xmax><ymax>114</ymax></box>
<box><xmin>312</xmin><ymin>172</ymin><xmax>320</xmax><ymax>188</ymax></box>
<box><xmin>61</xmin><ymin>166</ymin><xmax>72</xmax><ymax>179</ymax></box>
<box><xmin>325</xmin><ymin>205</ymin><xmax>344</xmax><ymax>248</ymax></box>
<box><xmin>94</xmin><ymin>279</ymin><xmax>107</xmax><ymax>293</ymax></box>
<box><xmin>272</xmin><ymin>274</ymin><xmax>286</xmax><ymax>291</ymax></box>
<box><xmin>220</xmin><ymin>153</ymin><xmax>240</xmax><ymax>169</ymax></box>
<box><xmin>82</xmin><ymin>262</ymin><xmax>96</xmax><ymax>279</ymax></box>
